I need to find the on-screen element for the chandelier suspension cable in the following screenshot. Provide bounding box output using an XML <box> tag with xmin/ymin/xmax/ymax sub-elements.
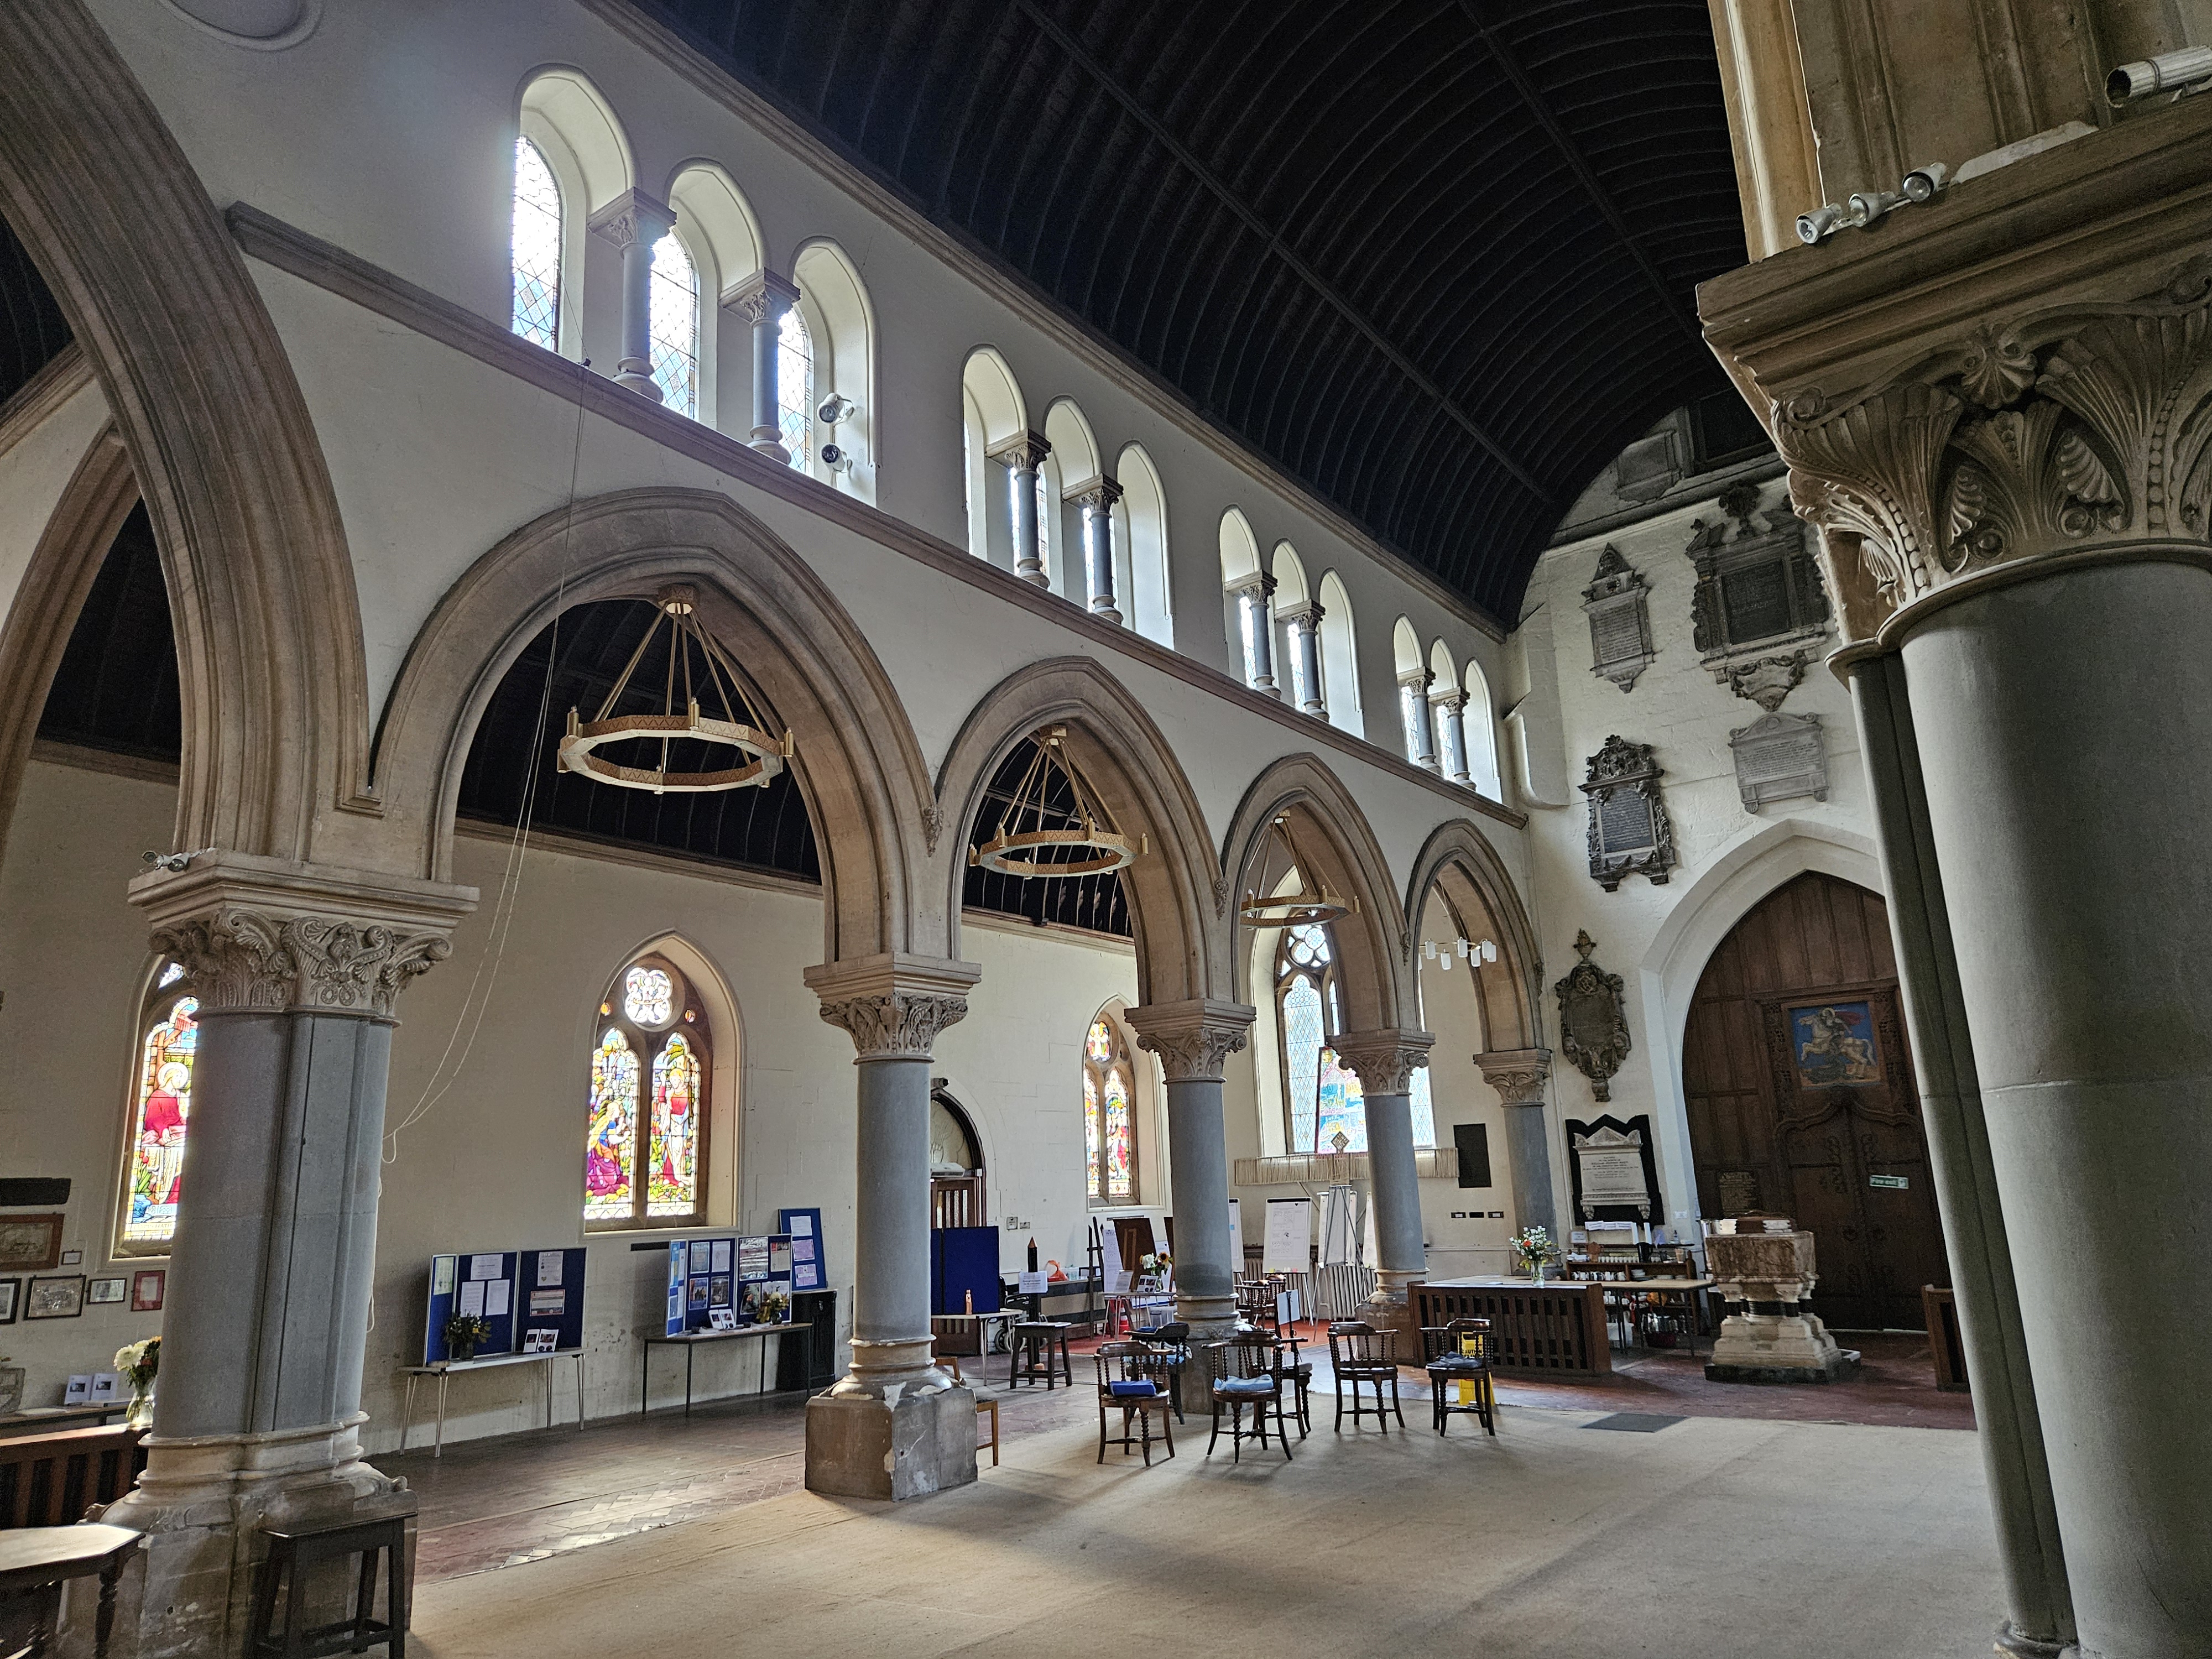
<box><xmin>971</xmin><ymin>726</ymin><xmax>1145</xmax><ymax>877</ymax></box>
<box><xmin>1239</xmin><ymin>812</ymin><xmax>1354</xmax><ymax>926</ymax></box>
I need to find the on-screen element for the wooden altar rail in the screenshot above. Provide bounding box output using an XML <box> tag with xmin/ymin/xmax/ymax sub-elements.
<box><xmin>1409</xmin><ymin>1280</ymin><xmax>1613</xmax><ymax>1378</ymax></box>
<box><xmin>1</xmin><ymin>1426</ymin><xmax>147</xmax><ymax>1528</ymax></box>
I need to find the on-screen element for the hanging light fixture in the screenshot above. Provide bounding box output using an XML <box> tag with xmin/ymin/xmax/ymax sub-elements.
<box><xmin>1239</xmin><ymin>814</ymin><xmax>1354</xmax><ymax>926</ymax></box>
<box><xmin>969</xmin><ymin>726</ymin><xmax>1144</xmax><ymax>877</ymax></box>
<box><xmin>1422</xmin><ymin>936</ymin><xmax>1499</xmax><ymax>971</ymax></box>
<box><xmin>556</xmin><ymin>585</ymin><xmax>791</xmax><ymax>794</ymax></box>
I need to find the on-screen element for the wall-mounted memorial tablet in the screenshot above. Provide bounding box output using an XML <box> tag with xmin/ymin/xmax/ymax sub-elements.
<box><xmin>1580</xmin><ymin>735</ymin><xmax>1676</xmax><ymax>890</ymax></box>
<box><xmin>1554</xmin><ymin>930</ymin><xmax>1631</xmax><ymax>1102</ymax></box>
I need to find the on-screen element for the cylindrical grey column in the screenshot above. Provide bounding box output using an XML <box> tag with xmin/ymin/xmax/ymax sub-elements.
<box><xmin>850</xmin><ymin>1055</ymin><xmax>933</xmax><ymax>1370</ymax></box>
<box><xmin>1078</xmin><ymin>480</ymin><xmax>1124</xmax><ymax>623</ymax></box>
<box><xmin>155</xmin><ymin>1011</ymin><xmax>392</xmax><ymax>1438</ymax></box>
<box><xmin>1163</xmin><ymin>1076</ymin><xmax>1235</xmax><ymax>1327</ymax></box>
<box><xmin>1009</xmin><ymin>457</ymin><xmax>1046</xmax><ymax>587</ymax></box>
<box><xmin>1853</xmin><ymin>655</ymin><xmax>2074</xmax><ymax>1656</ymax></box>
<box><xmin>1235</xmin><ymin>576</ymin><xmax>1277</xmax><ymax>691</ymax></box>
<box><xmin>1903</xmin><ymin>560</ymin><xmax>2212</xmax><ymax>1658</ymax></box>
<box><xmin>731</xmin><ymin>270</ymin><xmax>799</xmax><ymax>460</ymax></box>
<box><xmin>1435</xmin><ymin>691</ymin><xmax>1472</xmax><ymax>784</ymax></box>
<box><xmin>1361</xmin><ymin>1091</ymin><xmax>1426</xmax><ymax>1279</ymax></box>
<box><xmin>1283</xmin><ymin>603</ymin><xmax>1326</xmax><ymax>714</ymax></box>
<box><xmin>1399</xmin><ymin>671</ymin><xmax>1440</xmax><ymax>770</ymax></box>
<box><xmin>612</xmin><ymin>208</ymin><xmax>671</xmax><ymax>402</ymax></box>
<box><xmin>1503</xmin><ymin>1106</ymin><xmax>1558</xmax><ymax>1239</ymax></box>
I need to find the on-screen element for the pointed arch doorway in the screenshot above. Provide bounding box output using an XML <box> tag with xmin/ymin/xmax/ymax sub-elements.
<box><xmin>1682</xmin><ymin>872</ymin><xmax>1950</xmax><ymax>1330</ymax></box>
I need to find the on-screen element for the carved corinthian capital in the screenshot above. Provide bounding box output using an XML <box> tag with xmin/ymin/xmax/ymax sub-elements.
<box><xmin>129</xmin><ymin>854</ymin><xmax>475</xmax><ymax>1019</ymax></box>
<box><xmin>1125</xmin><ymin>998</ymin><xmax>1255</xmax><ymax>1082</ymax></box>
<box><xmin>1476</xmin><ymin>1046</ymin><xmax>1553</xmax><ymax>1108</ymax></box>
<box><xmin>804</xmin><ymin>953</ymin><xmax>984</xmax><ymax>1062</ymax></box>
<box><xmin>1333</xmin><ymin>1030</ymin><xmax>1434</xmax><ymax>1096</ymax></box>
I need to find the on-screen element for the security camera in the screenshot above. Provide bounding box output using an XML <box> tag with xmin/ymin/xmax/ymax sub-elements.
<box><xmin>820</xmin><ymin>442</ymin><xmax>854</xmax><ymax>474</ymax></box>
<box><xmin>1900</xmin><ymin>161</ymin><xmax>1949</xmax><ymax>202</ymax></box>
<box><xmin>1796</xmin><ymin>204</ymin><xmax>1844</xmax><ymax>245</ymax></box>
<box><xmin>2108</xmin><ymin>46</ymin><xmax>2212</xmax><ymax>103</ymax></box>
<box><xmin>816</xmin><ymin>393</ymin><xmax>858</xmax><ymax>425</ymax></box>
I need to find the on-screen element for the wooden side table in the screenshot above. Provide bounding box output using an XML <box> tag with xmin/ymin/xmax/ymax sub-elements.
<box><xmin>0</xmin><ymin>1522</ymin><xmax>142</xmax><ymax>1659</ymax></box>
<box><xmin>251</xmin><ymin>1496</ymin><xmax>416</xmax><ymax>1659</ymax></box>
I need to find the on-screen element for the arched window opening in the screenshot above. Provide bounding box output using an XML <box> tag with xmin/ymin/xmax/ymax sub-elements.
<box><xmin>585</xmin><ymin>954</ymin><xmax>709</xmax><ymax>1230</ymax></box>
<box><xmin>1083</xmin><ymin>1015</ymin><xmax>1138</xmax><ymax>1205</ymax></box>
<box><xmin>777</xmin><ymin>305</ymin><xmax>813</xmax><ymax>469</ymax></box>
<box><xmin>1463</xmin><ymin>661</ymin><xmax>1504</xmax><ymax>798</ymax></box>
<box><xmin>648</xmin><ymin>231</ymin><xmax>699</xmax><ymax>419</ymax></box>
<box><xmin>1318</xmin><ymin>572</ymin><xmax>1361</xmax><ymax>737</ymax></box>
<box><xmin>116</xmin><ymin>962</ymin><xmax>197</xmax><ymax>1257</ymax></box>
<box><xmin>510</xmin><ymin>136</ymin><xmax>563</xmax><ymax>351</ymax></box>
<box><xmin>1277</xmin><ymin>920</ymin><xmax>1368</xmax><ymax>1155</ymax></box>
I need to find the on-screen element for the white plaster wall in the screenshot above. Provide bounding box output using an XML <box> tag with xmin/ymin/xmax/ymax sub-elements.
<box><xmin>0</xmin><ymin>378</ymin><xmax>111</xmax><ymax>637</ymax></box>
<box><xmin>1514</xmin><ymin>479</ymin><xmax>1880</xmax><ymax>1238</ymax></box>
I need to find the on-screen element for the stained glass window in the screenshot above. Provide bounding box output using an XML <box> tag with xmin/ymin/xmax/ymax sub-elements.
<box><xmin>118</xmin><ymin>987</ymin><xmax>197</xmax><ymax>1253</ymax></box>
<box><xmin>1281</xmin><ymin>975</ymin><xmax>1322</xmax><ymax>1157</ymax></box>
<box><xmin>586</xmin><ymin>955</ymin><xmax>710</xmax><ymax>1228</ymax></box>
<box><xmin>1082</xmin><ymin>1015</ymin><xmax>1137</xmax><ymax>1204</ymax></box>
<box><xmin>649</xmin><ymin>231</ymin><xmax>698</xmax><ymax>419</ymax></box>
<box><xmin>1314</xmin><ymin>1046</ymin><xmax>1366</xmax><ymax>1154</ymax></box>
<box><xmin>777</xmin><ymin>305</ymin><xmax>813</xmax><ymax>469</ymax></box>
<box><xmin>1276</xmin><ymin>915</ymin><xmax>1345</xmax><ymax>1155</ymax></box>
<box><xmin>648</xmin><ymin>1033</ymin><xmax>701</xmax><ymax>1215</ymax></box>
<box><xmin>511</xmin><ymin>137</ymin><xmax>562</xmax><ymax>350</ymax></box>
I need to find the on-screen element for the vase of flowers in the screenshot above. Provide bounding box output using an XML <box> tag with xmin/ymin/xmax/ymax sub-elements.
<box><xmin>116</xmin><ymin>1337</ymin><xmax>159</xmax><ymax>1428</ymax></box>
<box><xmin>444</xmin><ymin>1313</ymin><xmax>492</xmax><ymax>1363</ymax></box>
<box><xmin>1512</xmin><ymin>1225</ymin><xmax>1559</xmax><ymax>1286</ymax></box>
<box><xmin>761</xmin><ymin>1289</ymin><xmax>791</xmax><ymax>1325</ymax></box>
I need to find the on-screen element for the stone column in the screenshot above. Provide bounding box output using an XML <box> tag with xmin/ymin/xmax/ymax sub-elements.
<box><xmin>1853</xmin><ymin>655</ymin><xmax>2074</xmax><ymax>1656</ymax></box>
<box><xmin>1127</xmin><ymin>998</ymin><xmax>1253</xmax><ymax>1413</ymax></box>
<box><xmin>802</xmin><ymin>953</ymin><xmax>981</xmax><ymax>1501</ymax></box>
<box><xmin>1231</xmin><ymin>572</ymin><xmax>1277</xmax><ymax>692</ymax></box>
<box><xmin>1477</xmin><ymin>1048</ymin><xmax>1557</xmax><ymax>1240</ymax></box>
<box><xmin>588</xmin><ymin>189</ymin><xmax>677</xmax><ymax>401</ymax></box>
<box><xmin>106</xmin><ymin>856</ymin><xmax>472</xmax><ymax>1659</ymax></box>
<box><xmin>1398</xmin><ymin>668</ymin><xmax>1439</xmax><ymax>771</ymax></box>
<box><xmin>726</xmin><ymin>270</ymin><xmax>801</xmax><ymax>461</ymax></box>
<box><xmin>987</xmin><ymin>431</ymin><xmax>1051</xmax><ymax>586</ymax></box>
<box><xmin>1335</xmin><ymin>1032</ymin><xmax>1434</xmax><ymax>1343</ymax></box>
<box><xmin>1434</xmin><ymin>688</ymin><xmax>1472</xmax><ymax>784</ymax></box>
<box><xmin>1074</xmin><ymin>478</ymin><xmax>1124</xmax><ymax>622</ymax></box>
<box><xmin>1280</xmin><ymin>599</ymin><xmax>1326</xmax><ymax>714</ymax></box>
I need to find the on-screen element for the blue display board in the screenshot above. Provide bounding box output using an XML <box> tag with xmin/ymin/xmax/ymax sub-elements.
<box><xmin>424</xmin><ymin>1250</ymin><xmax>520</xmax><ymax>1364</ymax></box>
<box><xmin>931</xmin><ymin>1227</ymin><xmax>1000</xmax><ymax>1315</ymax></box>
<box><xmin>666</xmin><ymin>1234</ymin><xmax>799</xmax><ymax>1333</ymax></box>
<box><xmin>778</xmin><ymin>1208</ymin><xmax>826</xmax><ymax>1292</ymax></box>
<box><xmin>516</xmin><ymin>1246</ymin><xmax>587</xmax><ymax>1352</ymax></box>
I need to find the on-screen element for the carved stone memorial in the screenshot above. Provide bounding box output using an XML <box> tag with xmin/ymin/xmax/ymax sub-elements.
<box><xmin>1564</xmin><ymin>1113</ymin><xmax>1660</xmax><ymax>1221</ymax></box>
<box><xmin>1729</xmin><ymin>711</ymin><xmax>1828</xmax><ymax>812</ymax></box>
<box><xmin>1683</xmin><ymin>480</ymin><xmax>1829</xmax><ymax>711</ymax></box>
<box><xmin>1580</xmin><ymin>735</ymin><xmax>1674</xmax><ymax>889</ymax></box>
<box><xmin>1553</xmin><ymin>931</ymin><xmax>1630</xmax><ymax>1103</ymax></box>
<box><xmin>1581</xmin><ymin>545</ymin><xmax>1657</xmax><ymax>692</ymax></box>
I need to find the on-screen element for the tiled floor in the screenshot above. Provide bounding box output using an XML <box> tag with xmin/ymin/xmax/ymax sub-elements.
<box><xmin>380</xmin><ymin>1324</ymin><xmax>1969</xmax><ymax>1583</ymax></box>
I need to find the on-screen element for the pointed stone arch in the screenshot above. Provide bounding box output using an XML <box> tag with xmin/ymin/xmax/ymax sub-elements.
<box><xmin>935</xmin><ymin>656</ymin><xmax>1223</xmax><ymax>1007</ymax></box>
<box><xmin>0</xmin><ymin>0</ymin><xmax>374</xmax><ymax>862</ymax></box>
<box><xmin>1220</xmin><ymin>754</ymin><xmax>1412</xmax><ymax>1032</ymax></box>
<box><xmin>370</xmin><ymin>487</ymin><xmax>935</xmax><ymax>965</ymax></box>
<box><xmin>1403</xmin><ymin>817</ymin><xmax>1543</xmax><ymax>1053</ymax></box>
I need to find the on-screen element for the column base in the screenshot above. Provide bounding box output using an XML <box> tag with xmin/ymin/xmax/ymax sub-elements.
<box><xmin>748</xmin><ymin>430</ymin><xmax>792</xmax><ymax>463</ymax></box>
<box><xmin>1089</xmin><ymin>602</ymin><xmax>1123</xmax><ymax>624</ymax></box>
<box><xmin>1992</xmin><ymin>1620</ymin><xmax>2075</xmax><ymax>1658</ymax></box>
<box><xmin>1168</xmin><ymin>1312</ymin><xmax>1238</xmax><ymax>1417</ymax></box>
<box><xmin>1359</xmin><ymin>1270</ymin><xmax>1424</xmax><ymax>1357</ymax></box>
<box><xmin>804</xmin><ymin>1386</ymin><xmax>978</xmax><ymax>1501</ymax></box>
<box><xmin>92</xmin><ymin>1415</ymin><xmax>403</xmax><ymax>1659</ymax></box>
<box><xmin>1015</xmin><ymin>564</ymin><xmax>1050</xmax><ymax>588</ymax></box>
<box><xmin>613</xmin><ymin>358</ymin><xmax>661</xmax><ymax>400</ymax></box>
<box><xmin>1704</xmin><ymin>1311</ymin><xmax>1860</xmax><ymax>1384</ymax></box>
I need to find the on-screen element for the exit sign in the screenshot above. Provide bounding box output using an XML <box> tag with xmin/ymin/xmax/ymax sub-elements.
<box><xmin>1869</xmin><ymin>1174</ymin><xmax>1910</xmax><ymax>1190</ymax></box>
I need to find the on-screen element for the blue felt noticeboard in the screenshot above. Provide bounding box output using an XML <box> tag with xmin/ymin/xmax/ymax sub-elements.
<box><xmin>424</xmin><ymin>1250</ymin><xmax>520</xmax><ymax>1363</ymax></box>
<box><xmin>516</xmin><ymin>1246</ymin><xmax>587</xmax><ymax>1352</ymax></box>
<box><xmin>931</xmin><ymin>1227</ymin><xmax>1000</xmax><ymax>1314</ymax></box>
<box><xmin>778</xmin><ymin>1208</ymin><xmax>826</xmax><ymax>1292</ymax></box>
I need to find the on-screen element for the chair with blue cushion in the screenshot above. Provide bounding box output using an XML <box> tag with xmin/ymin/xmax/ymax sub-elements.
<box><xmin>1131</xmin><ymin>1323</ymin><xmax>1191</xmax><ymax>1422</ymax></box>
<box><xmin>1094</xmin><ymin>1340</ymin><xmax>1175</xmax><ymax>1464</ymax></box>
<box><xmin>1328</xmin><ymin>1321</ymin><xmax>1404</xmax><ymax>1431</ymax></box>
<box><xmin>1206</xmin><ymin>1335</ymin><xmax>1293</xmax><ymax>1463</ymax></box>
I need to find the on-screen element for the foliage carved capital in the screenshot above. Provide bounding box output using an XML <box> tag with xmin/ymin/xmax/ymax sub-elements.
<box><xmin>1333</xmin><ymin>1031</ymin><xmax>1434</xmax><ymax>1097</ymax></box>
<box><xmin>816</xmin><ymin>992</ymin><xmax>970</xmax><ymax>1061</ymax></box>
<box><xmin>1126</xmin><ymin>998</ymin><xmax>1255</xmax><ymax>1083</ymax></box>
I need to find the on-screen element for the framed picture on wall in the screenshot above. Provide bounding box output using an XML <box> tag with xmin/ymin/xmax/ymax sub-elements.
<box><xmin>132</xmin><ymin>1270</ymin><xmax>165</xmax><ymax>1312</ymax></box>
<box><xmin>0</xmin><ymin>1214</ymin><xmax>65</xmax><ymax>1273</ymax></box>
<box><xmin>24</xmin><ymin>1275</ymin><xmax>85</xmax><ymax>1319</ymax></box>
<box><xmin>0</xmin><ymin>1277</ymin><xmax>19</xmax><ymax>1323</ymax></box>
<box><xmin>87</xmin><ymin>1277</ymin><xmax>127</xmax><ymax>1306</ymax></box>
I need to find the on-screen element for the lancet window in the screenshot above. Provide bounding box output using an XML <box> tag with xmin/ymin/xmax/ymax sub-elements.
<box><xmin>649</xmin><ymin>231</ymin><xmax>700</xmax><ymax>419</ymax></box>
<box><xmin>510</xmin><ymin>136</ymin><xmax>563</xmax><ymax>350</ymax></box>
<box><xmin>586</xmin><ymin>956</ymin><xmax>709</xmax><ymax>1229</ymax></box>
<box><xmin>116</xmin><ymin>962</ymin><xmax>196</xmax><ymax>1257</ymax></box>
<box><xmin>1083</xmin><ymin>1014</ymin><xmax>1138</xmax><ymax>1205</ymax></box>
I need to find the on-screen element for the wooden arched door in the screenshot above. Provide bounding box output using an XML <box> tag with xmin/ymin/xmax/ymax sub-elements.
<box><xmin>1682</xmin><ymin>872</ymin><xmax>1949</xmax><ymax>1330</ymax></box>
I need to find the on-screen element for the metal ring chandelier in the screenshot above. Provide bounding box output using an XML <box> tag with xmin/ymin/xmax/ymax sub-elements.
<box><xmin>556</xmin><ymin>585</ymin><xmax>791</xmax><ymax>794</ymax></box>
<box><xmin>969</xmin><ymin>726</ymin><xmax>1144</xmax><ymax>877</ymax></box>
<box><xmin>1239</xmin><ymin>814</ymin><xmax>1354</xmax><ymax>926</ymax></box>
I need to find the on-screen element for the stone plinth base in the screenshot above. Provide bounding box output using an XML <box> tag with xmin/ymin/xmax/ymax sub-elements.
<box><xmin>804</xmin><ymin>1385</ymin><xmax>977</xmax><ymax>1501</ymax></box>
<box><xmin>1704</xmin><ymin>1308</ymin><xmax>1858</xmax><ymax>1384</ymax></box>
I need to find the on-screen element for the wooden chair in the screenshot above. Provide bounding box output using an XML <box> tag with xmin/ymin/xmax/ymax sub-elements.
<box><xmin>1093</xmin><ymin>1342</ymin><xmax>1176</xmax><ymax>1465</ymax></box>
<box><xmin>1206</xmin><ymin>1337</ymin><xmax>1293</xmax><ymax>1463</ymax></box>
<box><xmin>1420</xmin><ymin>1318</ymin><xmax>1497</xmax><ymax>1436</ymax></box>
<box><xmin>1130</xmin><ymin>1324</ymin><xmax>1190</xmax><ymax>1423</ymax></box>
<box><xmin>1327</xmin><ymin>1321</ymin><xmax>1404</xmax><ymax>1431</ymax></box>
<box><xmin>936</xmin><ymin>1349</ymin><xmax>1000</xmax><ymax>1468</ymax></box>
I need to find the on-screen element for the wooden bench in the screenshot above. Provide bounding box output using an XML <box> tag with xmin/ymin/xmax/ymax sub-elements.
<box><xmin>0</xmin><ymin>1427</ymin><xmax>148</xmax><ymax>1530</ymax></box>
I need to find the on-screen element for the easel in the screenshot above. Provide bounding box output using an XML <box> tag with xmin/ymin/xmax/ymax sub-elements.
<box><xmin>1083</xmin><ymin>1219</ymin><xmax>1106</xmax><ymax>1332</ymax></box>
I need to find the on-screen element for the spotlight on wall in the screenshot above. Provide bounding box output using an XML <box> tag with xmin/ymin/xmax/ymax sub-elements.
<box><xmin>2107</xmin><ymin>46</ymin><xmax>2212</xmax><ymax>104</ymax></box>
<box><xmin>1846</xmin><ymin>189</ymin><xmax>1903</xmax><ymax>227</ymax></box>
<box><xmin>820</xmin><ymin>442</ymin><xmax>855</xmax><ymax>474</ymax></box>
<box><xmin>1796</xmin><ymin>203</ymin><xmax>1845</xmax><ymax>244</ymax></box>
<box><xmin>140</xmin><ymin>848</ymin><xmax>212</xmax><ymax>873</ymax></box>
<box><xmin>816</xmin><ymin>393</ymin><xmax>859</xmax><ymax>425</ymax></box>
<box><xmin>1900</xmin><ymin>161</ymin><xmax>1950</xmax><ymax>202</ymax></box>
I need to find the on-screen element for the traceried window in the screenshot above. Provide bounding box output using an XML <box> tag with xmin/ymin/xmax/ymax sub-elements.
<box><xmin>777</xmin><ymin>305</ymin><xmax>813</xmax><ymax>469</ymax></box>
<box><xmin>1082</xmin><ymin>1014</ymin><xmax>1137</xmax><ymax>1205</ymax></box>
<box><xmin>1277</xmin><ymin>921</ymin><xmax>1360</xmax><ymax>1155</ymax></box>
<box><xmin>510</xmin><ymin>137</ymin><xmax>563</xmax><ymax>351</ymax></box>
<box><xmin>648</xmin><ymin>231</ymin><xmax>699</xmax><ymax>419</ymax></box>
<box><xmin>116</xmin><ymin>963</ymin><xmax>197</xmax><ymax>1256</ymax></box>
<box><xmin>585</xmin><ymin>955</ymin><xmax>709</xmax><ymax>1229</ymax></box>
